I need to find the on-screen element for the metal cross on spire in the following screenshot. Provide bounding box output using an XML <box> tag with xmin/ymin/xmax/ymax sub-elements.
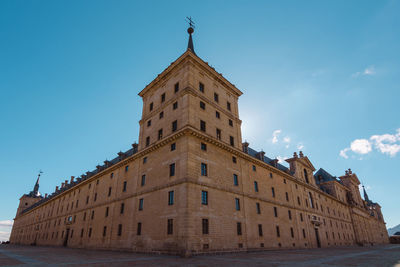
<box><xmin>186</xmin><ymin>16</ymin><xmax>195</xmax><ymax>29</ymax></box>
<box><xmin>186</xmin><ymin>16</ymin><xmax>196</xmax><ymax>54</ymax></box>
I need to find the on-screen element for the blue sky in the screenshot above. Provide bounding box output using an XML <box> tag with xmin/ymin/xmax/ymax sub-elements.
<box><xmin>1</xmin><ymin>0</ymin><xmax>399</xmax><ymax>241</ymax></box>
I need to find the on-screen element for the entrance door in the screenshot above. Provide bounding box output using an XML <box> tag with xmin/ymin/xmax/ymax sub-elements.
<box><xmin>315</xmin><ymin>228</ymin><xmax>321</xmax><ymax>248</ymax></box>
<box><xmin>64</xmin><ymin>228</ymin><xmax>70</xmax><ymax>247</ymax></box>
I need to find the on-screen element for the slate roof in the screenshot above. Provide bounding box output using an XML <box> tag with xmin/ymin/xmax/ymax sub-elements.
<box><xmin>314</xmin><ymin>168</ymin><xmax>339</xmax><ymax>185</ymax></box>
<box><xmin>247</xmin><ymin>147</ymin><xmax>290</xmax><ymax>173</ymax></box>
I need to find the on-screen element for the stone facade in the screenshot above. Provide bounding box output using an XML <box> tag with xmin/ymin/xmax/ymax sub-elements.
<box><xmin>10</xmin><ymin>37</ymin><xmax>389</xmax><ymax>255</ymax></box>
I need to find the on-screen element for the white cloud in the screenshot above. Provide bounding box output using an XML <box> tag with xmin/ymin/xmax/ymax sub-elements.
<box><xmin>352</xmin><ymin>65</ymin><xmax>376</xmax><ymax>78</ymax></box>
<box><xmin>0</xmin><ymin>220</ymin><xmax>13</xmax><ymax>242</ymax></box>
<box><xmin>272</xmin><ymin>130</ymin><xmax>281</xmax><ymax>144</ymax></box>
<box><xmin>0</xmin><ymin>220</ymin><xmax>13</xmax><ymax>227</ymax></box>
<box><xmin>277</xmin><ymin>156</ymin><xmax>287</xmax><ymax>163</ymax></box>
<box><xmin>340</xmin><ymin>129</ymin><xmax>400</xmax><ymax>158</ymax></box>
<box><xmin>297</xmin><ymin>143</ymin><xmax>304</xmax><ymax>150</ymax></box>
<box><xmin>283</xmin><ymin>137</ymin><xmax>291</xmax><ymax>143</ymax></box>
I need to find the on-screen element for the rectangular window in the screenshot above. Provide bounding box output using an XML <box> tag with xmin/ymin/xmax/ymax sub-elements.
<box><xmin>143</xmin><ymin>157</ymin><xmax>147</xmax><ymax>164</ymax></box>
<box><xmin>161</xmin><ymin>93</ymin><xmax>165</xmax><ymax>103</ymax></box>
<box><xmin>214</xmin><ymin>93</ymin><xmax>219</xmax><ymax>102</ymax></box>
<box><xmin>286</xmin><ymin>192</ymin><xmax>289</xmax><ymax>201</ymax></box>
<box><xmin>200</xmin><ymin>120</ymin><xmax>206</xmax><ymax>132</ymax></box>
<box><xmin>254</xmin><ymin>181</ymin><xmax>259</xmax><ymax>192</ymax></box>
<box><xmin>159</xmin><ymin>111</ymin><xmax>164</xmax><ymax>119</ymax></box>
<box><xmin>83</xmin><ymin>212</ymin><xmax>86</xmax><ymax>221</ymax></box>
<box><xmin>297</xmin><ymin>196</ymin><xmax>301</xmax><ymax>205</ymax></box>
<box><xmin>168</xmin><ymin>191</ymin><xmax>174</xmax><ymax>205</ymax></box>
<box><xmin>288</xmin><ymin>210</ymin><xmax>292</xmax><ymax>220</ymax></box>
<box><xmin>125</xmin><ymin>165</ymin><xmax>129</xmax><ymax>172</ymax></box>
<box><xmin>256</xmin><ymin>203</ymin><xmax>261</xmax><ymax>214</ymax></box>
<box><xmin>167</xmin><ymin>219</ymin><xmax>173</xmax><ymax>235</ymax></box>
<box><xmin>86</xmin><ymin>196</ymin><xmax>89</xmax><ymax>204</ymax></box>
<box><xmin>141</xmin><ymin>175</ymin><xmax>146</xmax><ymax>186</ymax></box>
<box><xmin>94</xmin><ymin>193</ymin><xmax>97</xmax><ymax>202</ymax></box>
<box><xmin>105</xmin><ymin>207</ymin><xmax>109</xmax><ymax>217</ymax></box>
<box><xmin>199</xmin><ymin>82</ymin><xmax>204</xmax><ymax>93</ymax></box>
<box><xmin>137</xmin><ymin>223</ymin><xmax>142</xmax><ymax>235</ymax></box>
<box><xmin>233</xmin><ymin>174</ymin><xmax>239</xmax><ymax>186</ymax></box>
<box><xmin>173</xmin><ymin>101</ymin><xmax>178</xmax><ymax>110</ymax></box>
<box><xmin>103</xmin><ymin>226</ymin><xmax>107</xmax><ymax>237</ymax></box>
<box><xmin>215</xmin><ymin>111</ymin><xmax>220</xmax><ymax>118</ymax></box>
<box><xmin>169</xmin><ymin>163</ymin><xmax>175</xmax><ymax>177</ymax></box>
<box><xmin>229</xmin><ymin>119</ymin><xmax>233</xmax><ymax>126</ymax></box>
<box><xmin>118</xmin><ymin>224</ymin><xmax>122</xmax><ymax>236</ymax></box>
<box><xmin>147</xmin><ymin>120</ymin><xmax>151</xmax><ymax>127</ymax></box>
<box><xmin>291</xmin><ymin>227</ymin><xmax>294</xmax><ymax>238</ymax></box>
<box><xmin>91</xmin><ymin>210</ymin><xmax>95</xmax><ymax>220</ymax></box>
<box><xmin>274</xmin><ymin>207</ymin><xmax>278</xmax><ymax>217</ymax></box>
<box><xmin>200</xmin><ymin>101</ymin><xmax>206</xmax><ymax>110</ymax></box>
<box><xmin>146</xmin><ymin>136</ymin><xmax>150</xmax><ymax>147</ymax></box>
<box><xmin>232</xmin><ymin>156</ymin><xmax>237</xmax><ymax>163</ymax></box>
<box><xmin>227</xmin><ymin>101</ymin><xmax>231</xmax><ymax>111</ymax></box>
<box><xmin>120</xmin><ymin>203</ymin><xmax>125</xmax><ymax>214</ymax></box>
<box><xmin>108</xmin><ymin>187</ymin><xmax>112</xmax><ymax>197</ymax></box>
<box><xmin>174</xmin><ymin>82</ymin><xmax>179</xmax><ymax>93</ymax></box>
<box><xmin>150</xmin><ymin>102</ymin><xmax>153</xmax><ymax>111</ymax></box>
<box><xmin>201</xmin><ymin>163</ymin><xmax>208</xmax><ymax>176</ymax></box>
<box><xmin>202</xmin><ymin>219</ymin><xmax>209</xmax><ymax>234</ymax></box>
<box><xmin>80</xmin><ymin>229</ymin><xmax>84</xmax><ymax>237</ymax></box>
<box><xmin>252</xmin><ymin>165</ymin><xmax>256</xmax><ymax>171</ymax></box>
<box><xmin>303</xmin><ymin>229</ymin><xmax>306</xmax><ymax>238</ymax></box>
<box><xmin>272</xmin><ymin>187</ymin><xmax>275</xmax><ymax>198</ymax></box>
<box><xmin>201</xmin><ymin>191</ymin><xmax>208</xmax><ymax>205</ymax></box>
<box><xmin>158</xmin><ymin>129</ymin><xmax>163</xmax><ymax>140</ymax></box>
<box><xmin>276</xmin><ymin>226</ymin><xmax>280</xmax><ymax>237</ymax></box>
<box><xmin>171</xmin><ymin>142</ymin><xmax>176</xmax><ymax>151</ymax></box>
<box><xmin>237</xmin><ymin>222</ymin><xmax>242</xmax><ymax>235</ymax></box>
<box><xmin>235</xmin><ymin>198</ymin><xmax>240</xmax><ymax>211</ymax></box>
<box><xmin>216</xmin><ymin>128</ymin><xmax>221</xmax><ymax>140</ymax></box>
<box><xmin>110</xmin><ymin>172</ymin><xmax>114</xmax><ymax>178</ymax></box>
<box><xmin>230</xmin><ymin>136</ymin><xmax>234</xmax><ymax>146</ymax></box>
<box><xmin>201</xmin><ymin>142</ymin><xmax>207</xmax><ymax>151</ymax></box>
<box><xmin>88</xmin><ymin>228</ymin><xmax>92</xmax><ymax>238</ymax></box>
<box><xmin>258</xmin><ymin>224</ymin><xmax>263</xmax><ymax>237</ymax></box>
<box><xmin>300</xmin><ymin>213</ymin><xmax>303</xmax><ymax>221</ymax></box>
<box><xmin>139</xmin><ymin>198</ymin><xmax>144</xmax><ymax>211</ymax></box>
<box><xmin>172</xmin><ymin>120</ymin><xmax>177</xmax><ymax>132</ymax></box>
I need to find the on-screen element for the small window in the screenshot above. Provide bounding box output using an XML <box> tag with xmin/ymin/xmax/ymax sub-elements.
<box><xmin>105</xmin><ymin>207</ymin><xmax>109</xmax><ymax>217</ymax></box>
<box><xmin>125</xmin><ymin>165</ymin><xmax>129</xmax><ymax>172</ymax></box>
<box><xmin>252</xmin><ymin>165</ymin><xmax>256</xmax><ymax>171</ymax></box>
<box><xmin>149</xmin><ymin>102</ymin><xmax>153</xmax><ymax>111</ymax></box>
<box><xmin>103</xmin><ymin>226</ymin><xmax>107</xmax><ymax>237</ymax></box>
<box><xmin>173</xmin><ymin>102</ymin><xmax>178</xmax><ymax>110</ymax></box>
<box><xmin>200</xmin><ymin>120</ymin><xmax>206</xmax><ymax>132</ymax></box>
<box><xmin>199</xmin><ymin>82</ymin><xmax>204</xmax><ymax>93</ymax></box>
<box><xmin>272</xmin><ymin>187</ymin><xmax>275</xmax><ymax>198</ymax></box>
<box><xmin>146</xmin><ymin>136</ymin><xmax>150</xmax><ymax>147</ymax></box>
<box><xmin>232</xmin><ymin>156</ymin><xmax>237</xmax><ymax>163</ymax></box>
<box><xmin>147</xmin><ymin>120</ymin><xmax>151</xmax><ymax>127</ymax></box>
<box><xmin>139</xmin><ymin>198</ymin><xmax>144</xmax><ymax>211</ymax></box>
<box><xmin>201</xmin><ymin>191</ymin><xmax>208</xmax><ymax>205</ymax></box>
<box><xmin>229</xmin><ymin>119</ymin><xmax>233</xmax><ymax>126</ymax></box>
<box><xmin>94</xmin><ymin>193</ymin><xmax>97</xmax><ymax>202</ymax></box>
<box><xmin>137</xmin><ymin>222</ymin><xmax>142</xmax><ymax>235</ymax></box>
<box><xmin>254</xmin><ymin>181</ymin><xmax>259</xmax><ymax>192</ymax></box>
<box><xmin>159</xmin><ymin>111</ymin><xmax>164</xmax><ymax>119</ymax></box>
<box><xmin>227</xmin><ymin>101</ymin><xmax>231</xmax><ymax>111</ymax></box>
<box><xmin>161</xmin><ymin>93</ymin><xmax>166</xmax><ymax>103</ymax></box>
<box><xmin>201</xmin><ymin>163</ymin><xmax>208</xmax><ymax>176</ymax></box>
<box><xmin>215</xmin><ymin>111</ymin><xmax>220</xmax><ymax>119</ymax></box>
<box><xmin>201</xmin><ymin>143</ymin><xmax>207</xmax><ymax>151</ymax></box>
<box><xmin>88</xmin><ymin>228</ymin><xmax>92</xmax><ymax>238</ymax></box>
<box><xmin>143</xmin><ymin>157</ymin><xmax>147</xmax><ymax>164</ymax></box>
<box><xmin>91</xmin><ymin>210</ymin><xmax>95</xmax><ymax>220</ymax></box>
<box><xmin>237</xmin><ymin>222</ymin><xmax>242</xmax><ymax>235</ymax></box>
<box><xmin>158</xmin><ymin>129</ymin><xmax>163</xmax><ymax>140</ymax></box>
<box><xmin>110</xmin><ymin>172</ymin><xmax>114</xmax><ymax>178</ymax></box>
<box><xmin>216</xmin><ymin>128</ymin><xmax>221</xmax><ymax>140</ymax></box>
<box><xmin>202</xmin><ymin>219</ymin><xmax>209</xmax><ymax>234</ymax></box>
<box><xmin>230</xmin><ymin>136</ymin><xmax>234</xmax><ymax>146</ymax></box>
<box><xmin>288</xmin><ymin>210</ymin><xmax>292</xmax><ymax>220</ymax></box>
<box><xmin>283</xmin><ymin>179</ymin><xmax>286</xmax><ymax>184</ymax></box>
<box><xmin>256</xmin><ymin>203</ymin><xmax>261</xmax><ymax>214</ymax></box>
<box><xmin>233</xmin><ymin>174</ymin><xmax>239</xmax><ymax>186</ymax></box>
<box><xmin>172</xmin><ymin>120</ymin><xmax>178</xmax><ymax>132</ymax></box>
<box><xmin>258</xmin><ymin>224</ymin><xmax>263</xmax><ymax>237</ymax></box>
<box><xmin>169</xmin><ymin>163</ymin><xmax>175</xmax><ymax>177</ymax></box>
<box><xmin>274</xmin><ymin>207</ymin><xmax>278</xmax><ymax>217</ymax></box>
<box><xmin>141</xmin><ymin>175</ymin><xmax>146</xmax><ymax>186</ymax></box>
<box><xmin>235</xmin><ymin>198</ymin><xmax>240</xmax><ymax>211</ymax></box>
<box><xmin>120</xmin><ymin>203</ymin><xmax>125</xmax><ymax>214</ymax></box>
<box><xmin>303</xmin><ymin>229</ymin><xmax>306</xmax><ymax>238</ymax></box>
<box><xmin>167</xmin><ymin>219</ymin><xmax>173</xmax><ymax>235</ymax></box>
<box><xmin>270</xmin><ymin>173</ymin><xmax>273</xmax><ymax>178</ymax></box>
<box><xmin>123</xmin><ymin>181</ymin><xmax>127</xmax><ymax>192</ymax></box>
<box><xmin>291</xmin><ymin>227</ymin><xmax>294</xmax><ymax>238</ymax></box>
<box><xmin>200</xmin><ymin>101</ymin><xmax>206</xmax><ymax>110</ymax></box>
<box><xmin>168</xmin><ymin>191</ymin><xmax>174</xmax><ymax>205</ymax></box>
<box><xmin>300</xmin><ymin>213</ymin><xmax>303</xmax><ymax>222</ymax></box>
<box><xmin>171</xmin><ymin>143</ymin><xmax>176</xmax><ymax>151</ymax></box>
<box><xmin>174</xmin><ymin>82</ymin><xmax>179</xmax><ymax>93</ymax></box>
<box><xmin>108</xmin><ymin>187</ymin><xmax>112</xmax><ymax>197</ymax></box>
<box><xmin>286</xmin><ymin>192</ymin><xmax>289</xmax><ymax>201</ymax></box>
<box><xmin>214</xmin><ymin>93</ymin><xmax>219</xmax><ymax>102</ymax></box>
<box><xmin>276</xmin><ymin>226</ymin><xmax>280</xmax><ymax>237</ymax></box>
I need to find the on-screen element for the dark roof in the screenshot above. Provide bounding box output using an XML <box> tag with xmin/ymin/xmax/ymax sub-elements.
<box><xmin>247</xmin><ymin>147</ymin><xmax>290</xmax><ymax>173</ymax></box>
<box><xmin>314</xmin><ymin>168</ymin><xmax>339</xmax><ymax>185</ymax></box>
<box><xmin>22</xmin><ymin>145</ymin><xmax>138</xmax><ymax>214</ymax></box>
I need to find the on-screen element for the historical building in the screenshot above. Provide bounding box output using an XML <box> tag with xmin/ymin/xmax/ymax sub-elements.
<box><xmin>10</xmin><ymin>25</ymin><xmax>389</xmax><ymax>255</ymax></box>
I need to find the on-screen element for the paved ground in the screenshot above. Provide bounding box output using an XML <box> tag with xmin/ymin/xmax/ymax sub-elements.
<box><xmin>0</xmin><ymin>244</ymin><xmax>399</xmax><ymax>266</ymax></box>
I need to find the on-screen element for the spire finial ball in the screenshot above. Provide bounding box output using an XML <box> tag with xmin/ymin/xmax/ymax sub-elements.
<box><xmin>187</xmin><ymin>27</ymin><xmax>194</xmax><ymax>34</ymax></box>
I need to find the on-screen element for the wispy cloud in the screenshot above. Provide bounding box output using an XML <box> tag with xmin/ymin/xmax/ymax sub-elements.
<box><xmin>297</xmin><ymin>143</ymin><xmax>304</xmax><ymax>150</ymax></box>
<box><xmin>352</xmin><ymin>65</ymin><xmax>376</xmax><ymax>78</ymax></box>
<box><xmin>0</xmin><ymin>220</ymin><xmax>13</xmax><ymax>227</ymax></box>
<box><xmin>277</xmin><ymin>155</ymin><xmax>288</xmax><ymax>163</ymax></box>
<box><xmin>0</xmin><ymin>220</ymin><xmax>13</xmax><ymax>242</ymax></box>
<box><xmin>340</xmin><ymin>129</ymin><xmax>400</xmax><ymax>158</ymax></box>
<box><xmin>272</xmin><ymin>130</ymin><xmax>281</xmax><ymax>144</ymax></box>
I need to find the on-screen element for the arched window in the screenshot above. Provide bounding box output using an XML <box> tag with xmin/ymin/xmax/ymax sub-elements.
<box><xmin>304</xmin><ymin>169</ymin><xmax>309</xmax><ymax>184</ymax></box>
<box><xmin>309</xmin><ymin>192</ymin><xmax>314</xmax><ymax>208</ymax></box>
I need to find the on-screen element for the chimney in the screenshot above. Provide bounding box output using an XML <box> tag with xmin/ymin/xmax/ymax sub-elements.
<box><xmin>61</xmin><ymin>183</ymin><xmax>65</xmax><ymax>188</ymax></box>
<box><xmin>55</xmin><ymin>186</ymin><xmax>59</xmax><ymax>191</ymax></box>
<box><xmin>96</xmin><ymin>165</ymin><xmax>102</xmax><ymax>170</ymax></box>
<box><xmin>132</xmin><ymin>142</ymin><xmax>138</xmax><ymax>151</ymax></box>
<box><xmin>104</xmin><ymin>160</ymin><xmax>110</xmax><ymax>167</ymax></box>
<box><xmin>256</xmin><ymin>151</ymin><xmax>265</xmax><ymax>161</ymax></box>
<box><xmin>348</xmin><ymin>168</ymin><xmax>352</xmax><ymax>174</ymax></box>
<box><xmin>242</xmin><ymin>142</ymin><xmax>249</xmax><ymax>154</ymax></box>
<box><xmin>65</xmin><ymin>180</ymin><xmax>68</xmax><ymax>185</ymax></box>
<box><xmin>70</xmin><ymin>176</ymin><xmax>75</xmax><ymax>183</ymax></box>
<box><xmin>299</xmin><ymin>151</ymin><xmax>304</xmax><ymax>158</ymax></box>
<box><xmin>271</xmin><ymin>159</ymin><xmax>279</xmax><ymax>167</ymax></box>
<box><xmin>118</xmin><ymin>151</ymin><xmax>125</xmax><ymax>158</ymax></box>
<box><xmin>45</xmin><ymin>193</ymin><xmax>48</xmax><ymax>198</ymax></box>
<box><xmin>293</xmin><ymin>152</ymin><xmax>298</xmax><ymax>158</ymax></box>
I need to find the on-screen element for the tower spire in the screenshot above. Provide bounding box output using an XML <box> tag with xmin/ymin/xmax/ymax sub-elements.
<box><xmin>186</xmin><ymin>16</ymin><xmax>195</xmax><ymax>54</ymax></box>
<box><xmin>362</xmin><ymin>185</ymin><xmax>370</xmax><ymax>203</ymax></box>
<box><xmin>32</xmin><ymin>170</ymin><xmax>42</xmax><ymax>197</ymax></box>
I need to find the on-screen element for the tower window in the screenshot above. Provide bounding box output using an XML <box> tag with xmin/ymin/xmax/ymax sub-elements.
<box><xmin>216</xmin><ymin>111</ymin><xmax>220</xmax><ymax>118</ymax></box>
<box><xmin>167</xmin><ymin>219</ymin><xmax>173</xmax><ymax>235</ymax></box>
<box><xmin>254</xmin><ymin>181</ymin><xmax>259</xmax><ymax>192</ymax></box>
<box><xmin>235</xmin><ymin>198</ymin><xmax>240</xmax><ymax>211</ymax></box>
<box><xmin>137</xmin><ymin>222</ymin><xmax>142</xmax><ymax>235</ymax></box>
<box><xmin>201</xmin><ymin>163</ymin><xmax>208</xmax><ymax>176</ymax></box>
<box><xmin>150</xmin><ymin>102</ymin><xmax>153</xmax><ymax>111</ymax></box>
<box><xmin>201</xmin><ymin>191</ymin><xmax>208</xmax><ymax>205</ymax></box>
<box><xmin>159</xmin><ymin>111</ymin><xmax>164</xmax><ymax>119</ymax></box>
<box><xmin>229</xmin><ymin>119</ymin><xmax>233</xmax><ymax>126</ymax></box>
<box><xmin>125</xmin><ymin>165</ymin><xmax>129</xmax><ymax>172</ymax></box>
<box><xmin>174</xmin><ymin>82</ymin><xmax>179</xmax><ymax>93</ymax></box>
<box><xmin>272</xmin><ymin>187</ymin><xmax>275</xmax><ymax>198</ymax></box>
<box><xmin>123</xmin><ymin>181</ymin><xmax>127</xmax><ymax>192</ymax></box>
<box><xmin>201</xmin><ymin>143</ymin><xmax>207</xmax><ymax>151</ymax></box>
<box><xmin>143</xmin><ymin>157</ymin><xmax>147</xmax><ymax>164</ymax></box>
<box><xmin>199</xmin><ymin>82</ymin><xmax>204</xmax><ymax>93</ymax></box>
<box><xmin>233</xmin><ymin>174</ymin><xmax>238</xmax><ymax>186</ymax></box>
<box><xmin>274</xmin><ymin>207</ymin><xmax>278</xmax><ymax>217</ymax></box>
<box><xmin>232</xmin><ymin>156</ymin><xmax>237</xmax><ymax>163</ymax></box>
<box><xmin>214</xmin><ymin>93</ymin><xmax>219</xmax><ymax>102</ymax></box>
<box><xmin>276</xmin><ymin>226</ymin><xmax>280</xmax><ymax>237</ymax></box>
<box><xmin>227</xmin><ymin>101</ymin><xmax>231</xmax><ymax>111</ymax></box>
<box><xmin>139</xmin><ymin>198</ymin><xmax>143</xmax><ymax>211</ymax></box>
<box><xmin>169</xmin><ymin>163</ymin><xmax>175</xmax><ymax>177</ymax></box>
<box><xmin>146</xmin><ymin>136</ymin><xmax>150</xmax><ymax>147</ymax></box>
<box><xmin>304</xmin><ymin>169</ymin><xmax>309</xmax><ymax>184</ymax></box>
<box><xmin>141</xmin><ymin>175</ymin><xmax>146</xmax><ymax>186</ymax></box>
<box><xmin>291</xmin><ymin>227</ymin><xmax>294</xmax><ymax>238</ymax></box>
<box><xmin>120</xmin><ymin>203</ymin><xmax>125</xmax><ymax>214</ymax></box>
<box><xmin>105</xmin><ymin>207</ymin><xmax>109</xmax><ymax>217</ymax></box>
<box><xmin>216</xmin><ymin>128</ymin><xmax>221</xmax><ymax>140</ymax></box>
<box><xmin>256</xmin><ymin>203</ymin><xmax>261</xmax><ymax>214</ymax></box>
<box><xmin>168</xmin><ymin>191</ymin><xmax>174</xmax><ymax>205</ymax></box>
<box><xmin>173</xmin><ymin>101</ymin><xmax>178</xmax><ymax>110</ymax></box>
<box><xmin>172</xmin><ymin>120</ymin><xmax>177</xmax><ymax>132</ymax></box>
<box><xmin>202</xmin><ymin>219</ymin><xmax>209</xmax><ymax>234</ymax></box>
<box><xmin>147</xmin><ymin>120</ymin><xmax>151</xmax><ymax>127</ymax></box>
<box><xmin>103</xmin><ymin>226</ymin><xmax>107</xmax><ymax>237</ymax></box>
<box><xmin>230</xmin><ymin>136</ymin><xmax>234</xmax><ymax>146</ymax></box>
<box><xmin>161</xmin><ymin>93</ymin><xmax>165</xmax><ymax>103</ymax></box>
<box><xmin>158</xmin><ymin>129</ymin><xmax>163</xmax><ymax>140</ymax></box>
<box><xmin>258</xmin><ymin>224</ymin><xmax>263</xmax><ymax>237</ymax></box>
<box><xmin>237</xmin><ymin>222</ymin><xmax>242</xmax><ymax>235</ymax></box>
<box><xmin>200</xmin><ymin>120</ymin><xmax>206</xmax><ymax>132</ymax></box>
<box><xmin>171</xmin><ymin>143</ymin><xmax>176</xmax><ymax>151</ymax></box>
<box><xmin>200</xmin><ymin>101</ymin><xmax>206</xmax><ymax>110</ymax></box>
<box><xmin>288</xmin><ymin>210</ymin><xmax>292</xmax><ymax>220</ymax></box>
<box><xmin>286</xmin><ymin>192</ymin><xmax>289</xmax><ymax>201</ymax></box>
